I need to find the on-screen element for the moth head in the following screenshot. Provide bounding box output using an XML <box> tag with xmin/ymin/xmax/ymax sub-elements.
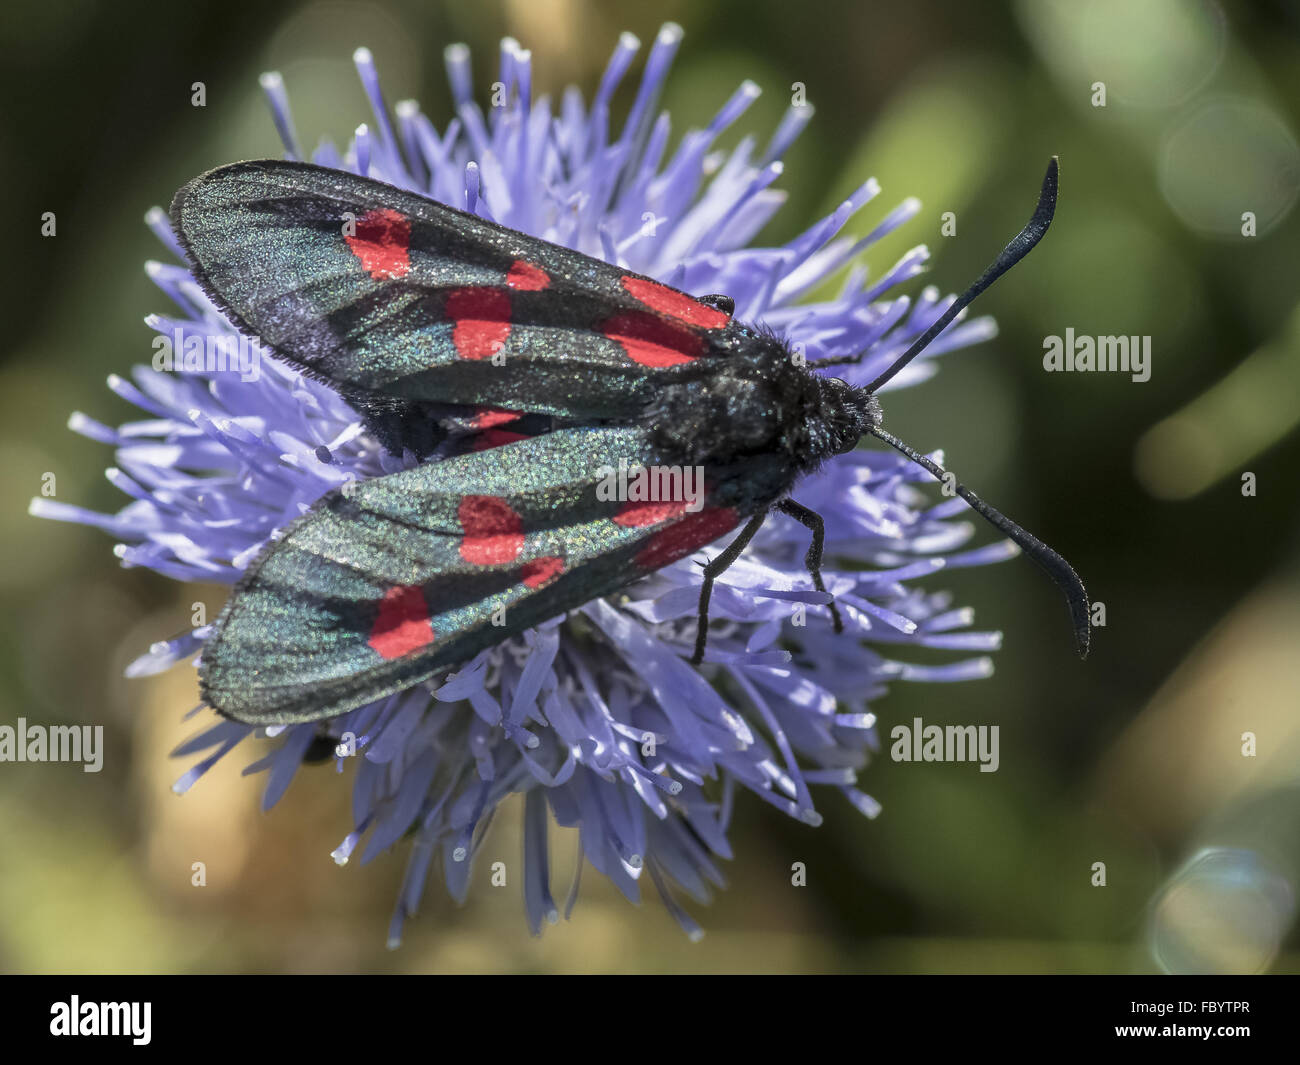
<box><xmin>816</xmin><ymin>374</ymin><xmax>881</xmax><ymax>455</ymax></box>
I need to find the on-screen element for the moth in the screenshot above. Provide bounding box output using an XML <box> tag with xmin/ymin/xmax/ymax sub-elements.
<box><xmin>171</xmin><ymin>156</ymin><xmax>1089</xmax><ymax>726</ymax></box>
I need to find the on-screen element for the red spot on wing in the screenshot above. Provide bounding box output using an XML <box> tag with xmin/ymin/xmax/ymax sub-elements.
<box><xmin>368</xmin><ymin>585</ymin><xmax>434</xmax><ymax>659</ymax></box>
<box><xmin>506</xmin><ymin>260</ymin><xmax>550</xmax><ymax>291</ymax></box>
<box><xmin>471</xmin><ymin>428</ymin><xmax>530</xmax><ymax>451</ymax></box>
<box><xmin>521</xmin><ymin>556</ymin><xmax>564</xmax><ymax>588</ymax></box>
<box><xmin>345</xmin><ymin>208</ymin><xmax>411</xmax><ymax>280</ymax></box>
<box><xmin>613</xmin><ymin>498</ymin><xmax>688</xmax><ymax>528</ymax></box>
<box><xmin>601</xmin><ymin>312</ymin><xmax>705</xmax><ymax>368</ymax></box>
<box><xmin>459</xmin><ymin>495</ymin><xmax>524</xmax><ymax>565</ymax></box>
<box><xmin>447</xmin><ymin>287</ymin><xmax>511</xmax><ymax>360</ymax></box>
<box><xmin>622</xmin><ymin>276</ymin><xmax>729</xmax><ymax>329</ymax></box>
<box><xmin>471</xmin><ymin>407</ymin><xmax>522</xmax><ymax>429</ymax></box>
<box><xmin>635</xmin><ymin>507</ymin><xmax>741</xmax><ymax>570</ymax></box>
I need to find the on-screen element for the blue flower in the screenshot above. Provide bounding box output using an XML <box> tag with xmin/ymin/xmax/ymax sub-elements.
<box><xmin>32</xmin><ymin>24</ymin><xmax>1013</xmax><ymax>945</ymax></box>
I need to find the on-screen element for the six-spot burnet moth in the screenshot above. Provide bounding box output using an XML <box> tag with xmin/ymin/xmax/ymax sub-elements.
<box><xmin>170</xmin><ymin>154</ymin><xmax>1089</xmax><ymax>727</ymax></box>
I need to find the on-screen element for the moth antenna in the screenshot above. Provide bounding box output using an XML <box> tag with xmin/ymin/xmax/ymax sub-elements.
<box><xmin>820</xmin><ymin>157</ymin><xmax>1058</xmax><ymax>382</ymax></box>
<box><xmin>865</xmin><ymin>423</ymin><xmax>1091</xmax><ymax>658</ymax></box>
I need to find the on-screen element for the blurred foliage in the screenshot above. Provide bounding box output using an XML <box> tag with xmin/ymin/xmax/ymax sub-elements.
<box><xmin>1</xmin><ymin>0</ymin><xmax>1298</xmax><ymax>973</ymax></box>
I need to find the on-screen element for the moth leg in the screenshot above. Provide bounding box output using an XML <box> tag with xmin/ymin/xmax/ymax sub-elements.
<box><xmin>775</xmin><ymin>498</ymin><xmax>844</xmax><ymax>634</ymax></box>
<box><xmin>696</xmin><ymin>293</ymin><xmax>735</xmax><ymax>316</ymax></box>
<box><xmin>690</xmin><ymin>510</ymin><xmax>768</xmax><ymax>665</ymax></box>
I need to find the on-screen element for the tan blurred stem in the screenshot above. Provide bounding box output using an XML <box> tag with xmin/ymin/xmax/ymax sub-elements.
<box><xmin>1091</xmin><ymin>563</ymin><xmax>1300</xmax><ymax>837</ymax></box>
<box><xmin>1134</xmin><ymin>303</ymin><xmax>1300</xmax><ymax>500</ymax></box>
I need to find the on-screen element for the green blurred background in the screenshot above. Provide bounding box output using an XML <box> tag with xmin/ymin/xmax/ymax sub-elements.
<box><xmin>2</xmin><ymin>0</ymin><xmax>1298</xmax><ymax>973</ymax></box>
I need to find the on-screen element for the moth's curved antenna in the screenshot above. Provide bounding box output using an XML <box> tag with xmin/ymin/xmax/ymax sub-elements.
<box><xmin>865</xmin><ymin>423</ymin><xmax>1091</xmax><ymax>658</ymax></box>
<box><xmin>819</xmin><ymin>157</ymin><xmax>1059</xmax><ymax>384</ymax></box>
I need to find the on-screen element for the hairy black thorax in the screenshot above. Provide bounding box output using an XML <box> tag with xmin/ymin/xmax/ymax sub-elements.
<box><xmin>643</xmin><ymin>330</ymin><xmax>881</xmax><ymax>472</ymax></box>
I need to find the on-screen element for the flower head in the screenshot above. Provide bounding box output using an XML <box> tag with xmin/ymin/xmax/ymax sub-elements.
<box><xmin>33</xmin><ymin>24</ymin><xmax>1012</xmax><ymax>944</ymax></box>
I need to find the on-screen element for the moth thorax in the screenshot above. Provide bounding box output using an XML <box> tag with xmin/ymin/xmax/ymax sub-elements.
<box><xmin>646</xmin><ymin>375</ymin><xmax>784</xmax><ymax>466</ymax></box>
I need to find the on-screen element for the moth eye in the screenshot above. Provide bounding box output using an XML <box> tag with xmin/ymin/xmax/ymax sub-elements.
<box><xmin>696</xmin><ymin>293</ymin><xmax>734</xmax><ymax>317</ymax></box>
